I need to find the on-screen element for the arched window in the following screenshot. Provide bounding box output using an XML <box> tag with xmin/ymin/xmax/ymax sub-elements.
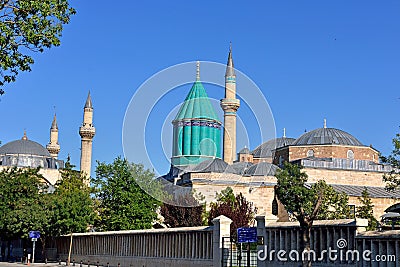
<box><xmin>347</xmin><ymin>150</ymin><xmax>354</xmax><ymax>160</ymax></box>
<box><xmin>307</xmin><ymin>149</ymin><xmax>314</xmax><ymax>157</ymax></box>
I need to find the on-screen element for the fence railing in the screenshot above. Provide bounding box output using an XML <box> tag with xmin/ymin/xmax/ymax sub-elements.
<box><xmin>256</xmin><ymin>217</ymin><xmax>368</xmax><ymax>267</ymax></box>
<box><xmin>55</xmin><ymin>215</ymin><xmax>233</xmax><ymax>267</ymax></box>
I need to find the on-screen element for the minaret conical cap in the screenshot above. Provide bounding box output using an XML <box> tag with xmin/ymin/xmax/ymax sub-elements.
<box><xmin>225</xmin><ymin>43</ymin><xmax>235</xmax><ymax>77</ymax></box>
<box><xmin>85</xmin><ymin>91</ymin><xmax>93</xmax><ymax>109</ymax></box>
<box><xmin>51</xmin><ymin>113</ymin><xmax>58</xmax><ymax>130</ymax></box>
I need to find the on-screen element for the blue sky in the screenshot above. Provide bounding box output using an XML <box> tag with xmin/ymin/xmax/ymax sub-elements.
<box><xmin>0</xmin><ymin>0</ymin><xmax>399</xmax><ymax>176</ymax></box>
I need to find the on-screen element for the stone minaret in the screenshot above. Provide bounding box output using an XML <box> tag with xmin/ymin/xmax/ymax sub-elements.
<box><xmin>79</xmin><ymin>92</ymin><xmax>95</xmax><ymax>180</ymax></box>
<box><xmin>220</xmin><ymin>45</ymin><xmax>240</xmax><ymax>164</ymax></box>
<box><xmin>46</xmin><ymin>113</ymin><xmax>60</xmax><ymax>158</ymax></box>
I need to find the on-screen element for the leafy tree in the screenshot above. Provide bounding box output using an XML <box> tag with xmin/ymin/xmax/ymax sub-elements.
<box><xmin>160</xmin><ymin>192</ymin><xmax>205</xmax><ymax>227</ymax></box>
<box><xmin>382</xmin><ymin>131</ymin><xmax>400</xmax><ymax>190</ymax></box>
<box><xmin>275</xmin><ymin>162</ymin><xmax>350</xmax><ymax>267</ymax></box>
<box><xmin>0</xmin><ymin>167</ymin><xmax>53</xmax><ymax>260</ymax></box>
<box><xmin>49</xmin><ymin>161</ymin><xmax>95</xmax><ymax>237</ymax></box>
<box><xmin>357</xmin><ymin>188</ymin><xmax>378</xmax><ymax>231</ymax></box>
<box><xmin>93</xmin><ymin>157</ymin><xmax>163</xmax><ymax>231</ymax></box>
<box><xmin>0</xmin><ymin>0</ymin><xmax>76</xmax><ymax>94</ymax></box>
<box><xmin>207</xmin><ymin>187</ymin><xmax>257</xmax><ymax>237</ymax></box>
<box><xmin>314</xmin><ymin>182</ymin><xmax>350</xmax><ymax>220</ymax></box>
<box><xmin>0</xmin><ymin>167</ymin><xmax>48</xmax><ymax>240</ymax></box>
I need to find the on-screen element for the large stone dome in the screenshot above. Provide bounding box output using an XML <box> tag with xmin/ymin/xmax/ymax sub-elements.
<box><xmin>292</xmin><ymin>128</ymin><xmax>364</xmax><ymax>146</ymax></box>
<box><xmin>0</xmin><ymin>139</ymin><xmax>50</xmax><ymax>157</ymax></box>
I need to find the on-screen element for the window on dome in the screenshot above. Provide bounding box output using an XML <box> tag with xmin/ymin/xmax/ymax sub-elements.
<box><xmin>307</xmin><ymin>149</ymin><xmax>314</xmax><ymax>157</ymax></box>
<box><xmin>347</xmin><ymin>150</ymin><xmax>354</xmax><ymax>160</ymax></box>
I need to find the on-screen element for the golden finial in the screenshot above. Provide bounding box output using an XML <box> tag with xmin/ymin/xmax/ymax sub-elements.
<box><xmin>22</xmin><ymin>130</ymin><xmax>28</xmax><ymax>140</ymax></box>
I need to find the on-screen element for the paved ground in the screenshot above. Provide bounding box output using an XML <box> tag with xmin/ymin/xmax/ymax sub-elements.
<box><xmin>0</xmin><ymin>263</ymin><xmax>80</xmax><ymax>267</ymax></box>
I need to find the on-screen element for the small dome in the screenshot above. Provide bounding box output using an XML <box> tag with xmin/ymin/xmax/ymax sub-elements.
<box><xmin>229</xmin><ymin>161</ymin><xmax>253</xmax><ymax>175</ymax></box>
<box><xmin>193</xmin><ymin>158</ymin><xmax>232</xmax><ymax>173</ymax></box>
<box><xmin>244</xmin><ymin>162</ymin><xmax>279</xmax><ymax>176</ymax></box>
<box><xmin>239</xmin><ymin>147</ymin><xmax>250</xmax><ymax>154</ymax></box>
<box><xmin>0</xmin><ymin>139</ymin><xmax>51</xmax><ymax>157</ymax></box>
<box><xmin>252</xmin><ymin>137</ymin><xmax>295</xmax><ymax>158</ymax></box>
<box><xmin>292</xmin><ymin>128</ymin><xmax>363</xmax><ymax>146</ymax></box>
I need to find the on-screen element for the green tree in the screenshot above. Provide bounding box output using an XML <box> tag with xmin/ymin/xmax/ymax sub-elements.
<box><xmin>382</xmin><ymin>131</ymin><xmax>400</xmax><ymax>190</ymax></box>
<box><xmin>93</xmin><ymin>157</ymin><xmax>163</xmax><ymax>231</ymax></box>
<box><xmin>0</xmin><ymin>167</ymin><xmax>48</xmax><ymax>240</ymax></box>
<box><xmin>357</xmin><ymin>188</ymin><xmax>378</xmax><ymax>231</ymax></box>
<box><xmin>207</xmin><ymin>187</ymin><xmax>257</xmax><ymax>237</ymax></box>
<box><xmin>0</xmin><ymin>0</ymin><xmax>76</xmax><ymax>94</ymax></box>
<box><xmin>160</xmin><ymin>192</ymin><xmax>205</xmax><ymax>227</ymax></box>
<box><xmin>275</xmin><ymin>162</ymin><xmax>350</xmax><ymax>267</ymax></box>
<box><xmin>49</xmin><ymin>161</ymin><xmax>95</xmax><ymax>237</ymax></box>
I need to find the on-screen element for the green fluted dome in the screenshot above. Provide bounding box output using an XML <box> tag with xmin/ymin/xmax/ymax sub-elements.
<box><xmin>174</xmin><ymin>81</ymin><xmax>219</xmax><ymax>121</ymax></box>
<box><xmin>171</xmin><ymin>78</ymin><xmax>221</xmax><ymax>168</ymax></box>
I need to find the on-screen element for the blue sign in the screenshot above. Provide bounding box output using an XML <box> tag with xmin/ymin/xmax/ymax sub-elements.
<box><xmin>237</xmin><ymin>227</ymin><xmax>257</xmax><ymax>243</ymax></box>
<box><xmin>29</xmin><ymin>231</ymin><xmax>40</xmax><ymax>239</ymax></box>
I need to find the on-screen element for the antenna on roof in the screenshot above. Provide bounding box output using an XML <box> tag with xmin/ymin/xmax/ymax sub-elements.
<box><xmin>323</xmin><ymin>118</ymin><xmax>327</xmax><ymax>128</ymax></box>
<box><xmin>283</xmin><ymin>128</ymin><xmax>286</xmax><ymax>138</ymax></box>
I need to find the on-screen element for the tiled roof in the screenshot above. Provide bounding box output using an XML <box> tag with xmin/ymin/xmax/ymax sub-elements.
<box><xmin>252</xmin><ymin>137</ymin><xmax>295</xmax><ymax>158</ymax></box>
<box><xmin>329</xmin><ymin>184</ymin><xmax>400</xmax><ymax>198</ymax></box>
<box><xmin>174</xmin><ymin>81</ymin><xmax>220</xmax><ymax>121</ymax></box>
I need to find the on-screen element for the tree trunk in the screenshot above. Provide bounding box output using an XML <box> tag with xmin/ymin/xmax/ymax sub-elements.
<box><xmin>41</xmin><ymin>236</ymin><xmax>46</xmax><ymax>263</ymax></box>
<box><xmin>300</xmin><ymin>222</ymin><xmax>312</xmax><ymax>267</ymax></box>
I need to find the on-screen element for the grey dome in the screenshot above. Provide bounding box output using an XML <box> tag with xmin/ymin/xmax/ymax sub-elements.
<box><xmin>229</xmin><ymin>161</ymin><xmax>253</xmax><ymax>175</ymax></box>
<box><xmin>292</xmin><ymin>128</ymin><xmax>363</xmax><ymax>146</ymax></box>
<box><xmin>252</xmin><ymin>137</ymin><xmax>295</xmax><ymax>158</ymax></box>
<box><xmin>0</xmin><ymin>139</ymin><xmax>51</xmax><ymax>157</ymax></box>
<box><xmin>244</xmin><ymin>162</ymin><xmax>279</xmax><ymax>176</ymax></box>
<box><xmin>193</xmin><ymin>158</ymin><xmax>232</xmax><ymax>173</ymax></box>
<box><xmin>239</xmin><ymin>147</ymin><xmax>250</xmax><ymax>154</ymax></box>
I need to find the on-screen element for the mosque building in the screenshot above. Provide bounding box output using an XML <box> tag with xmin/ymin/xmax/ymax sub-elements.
<box><xmin>166</xmin><ymin>46</ymin><xmax>399</xmax><ymax>221</ymax></box>
<box><xmin>0</xmin><ymin>93</ymin><xmax>95</xmax><ymax>185</ymax></box>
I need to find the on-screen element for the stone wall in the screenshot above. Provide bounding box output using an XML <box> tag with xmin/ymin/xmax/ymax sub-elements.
<box><xmin>187</xmin><ymin>169</ymin><xmax>397</xmax><ymax>221</ymax></box>
<box><xmin>303</xmin><ymin>167</ymin><xmax>386</xmax><ymax>187</ymax></box>
<box><xmin>187</xmin><ymin>172</ymin><xmax>279</xmax><ymax>219</ymax></box>
<box><xmin>0</xmin><ymin>166</ymin><xmax>61</xmax><ymax>185</ymax></box>
<box><xmin>274</xmin><ymin>145</ymin><xmax>379</xmax><ymax>164</ymax></box>
<box><xmin>348</xmin><ymin>196</ymin><xmax>398</xmax><ymax>220</ymax></box>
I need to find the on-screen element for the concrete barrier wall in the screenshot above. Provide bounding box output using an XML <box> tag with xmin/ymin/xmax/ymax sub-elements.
<box><xmin>56</xmin><ymin>227</ymin><xmax>214</xmax><ymax>267</ymax></box>
<box><xmin>55</xmin><ymin>216</ymin><xmax>234</xmax><ymax>267</ymax></box>
<box><xmin>256</xmin><ymin>217</ymin><xmax>368</xmax><ymax>267</ymax></box>
<box><xmin>356</xmin><ymin>231</ymin><xmax>400</xmax><ymax>267</ymax></box>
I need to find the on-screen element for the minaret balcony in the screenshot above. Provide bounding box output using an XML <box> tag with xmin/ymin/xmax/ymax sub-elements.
<box><xmin>46</xmin><ymin>143</ymin><xmax>60</xmax><ymax>154</ymax></box>
<box><xmin>220</xmin><ymin>98</ymin><xmax>240</xmax><ymax>112</ymax></box>
<box><xmin>79</xmin><ymin>126</ymin><xmax>96</xmax><ymax>139</ymax></box>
